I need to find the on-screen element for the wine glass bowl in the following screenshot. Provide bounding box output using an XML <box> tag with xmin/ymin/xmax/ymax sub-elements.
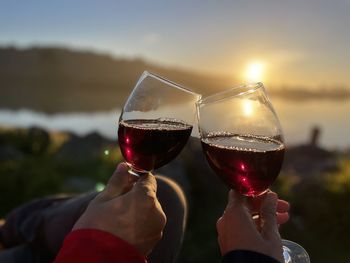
<box><xmin>118</xmin><ymin>71</ymin><xmax>201</xmax><ymax>176</ymax></box>
<box><xmin>197</xmin><ymin>82</ymin><xmax>285</xmax><ymax>196</ymax></box>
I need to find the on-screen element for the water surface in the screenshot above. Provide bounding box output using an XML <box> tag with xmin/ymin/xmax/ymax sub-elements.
<box><xmin>0</xmin><ymin>99</ymin><xmax>349</xmax><ymax>149</ymax></box>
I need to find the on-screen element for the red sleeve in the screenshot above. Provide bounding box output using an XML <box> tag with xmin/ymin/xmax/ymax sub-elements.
<box><xmin>54</xmin><ymin>229</ymin><xmax>147</xmax><ymax>263</ymax></box>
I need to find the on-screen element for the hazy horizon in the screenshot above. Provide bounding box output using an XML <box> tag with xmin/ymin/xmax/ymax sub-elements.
<box><xmin>1</xmin><ymin>0</ymin><xmax>350</xmax><ymax>89</ymax></box>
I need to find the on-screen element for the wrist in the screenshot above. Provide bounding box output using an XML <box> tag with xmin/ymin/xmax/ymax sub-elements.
<box><xmin>69</xmin><ymin>229</ymin><xmax>145</xmax><ymax>259</ymax></box>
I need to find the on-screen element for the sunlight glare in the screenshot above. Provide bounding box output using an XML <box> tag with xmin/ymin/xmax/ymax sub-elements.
<box><xmin>245</xmin><ymin>61</ymin><xmax>265</xmax><ymax>83</ymax></box>
<box><xmin>243</xmin><ymin>99</ymin><xmax>253</xmax><ymax>117</ymax></box>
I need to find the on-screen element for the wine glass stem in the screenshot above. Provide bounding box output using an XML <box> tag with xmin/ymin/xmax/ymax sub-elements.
<box><xmin>128</xmin><ymin>167</ymin><xmax>152</xmax><ymax>177</ymax></box>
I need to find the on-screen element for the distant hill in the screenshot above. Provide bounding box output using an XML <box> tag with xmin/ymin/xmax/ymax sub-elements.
<box><xmin>0</xmin><ymin>46</ymin><xmax>234</xmax><ymax>113</ymax></box>
<box><xmin>1</xmin><ymin>46</ymin><xmax>349</xmax><ymax>113</ymax></box>
<box><xmin>272</xmin><ymin>86</ymin><xmax>350</xmax><ymax>101</ymax></box>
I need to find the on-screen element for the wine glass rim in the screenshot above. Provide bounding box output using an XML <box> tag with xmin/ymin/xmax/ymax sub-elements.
<box><xmin>196</xmin><ymin>82</ymin><xmax>264</xmax><ymax>106</ymax></box>
<box><xmin>140</xmin><ymin>70</ymin><xmax>201</xmax><ymax>98</ymax></box>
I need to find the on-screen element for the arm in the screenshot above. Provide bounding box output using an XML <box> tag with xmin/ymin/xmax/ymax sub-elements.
<box><xmin>54</xmin><ymin>229</ymin><xmax>146</xmax><ymax>263</ymax></box>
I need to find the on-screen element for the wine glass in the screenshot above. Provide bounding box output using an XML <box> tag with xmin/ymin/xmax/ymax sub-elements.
<box><xmin>196</xmin><ymin>82</ymin><xmax>310</xmax><ymax>263</ymax></box>
<box><xmin>118</xmin><ymin>71</ymin><xmax>201</xmax><ymax>177</ymax></box>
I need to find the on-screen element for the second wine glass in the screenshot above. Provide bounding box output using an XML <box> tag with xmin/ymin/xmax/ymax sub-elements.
<box><xmin>118</xmin><ymin>71</ymin><xmax>201</xmax><ymax>177</ymax></box>
<box><xmin>196</xmin><ymin>82</ymin><xmax>310</xmax><ymax>263</ymax></box>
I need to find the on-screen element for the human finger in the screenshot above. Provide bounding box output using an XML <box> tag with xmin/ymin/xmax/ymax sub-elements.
<box><xmin>224</xmin><ymin>190</ymin><xmax>256</xmax><ymax>230</ymax></box>
<box><xmin>226</xmin><ymin>189</ymin><xmax>245</xmax><ymax>208</ymax></box>
<box><xmin>100</xmin><ymin>163</ymin><xmax>136</xmax><ymax>200</ymax></box>
<box><xmin>276</xmin><ymin>199</ymin><xmax>290</xmax><ymax>225</ymax></box>
<box><xmin>277</xmin><ymin>199</ymin><xmax>290</xmax><ymax>213</ymax></box>
<box><xmin>277</xmin><ymin>212</ymin><xmax>290</xmax><ymax>225</ymax></box>
<box><xmin>132</xmin><ymin>173</ymin><xmax>157</xmax><ymax>195</ymax></box>
<box><xmin>248</xmin><ymin>191</ymin><xmax>289</xmax><ymax>211</ymax></box>
<box><xmin>261</xmin><ymin>191</ymin><xmax>279</xmax><ymax>240</ymax></box>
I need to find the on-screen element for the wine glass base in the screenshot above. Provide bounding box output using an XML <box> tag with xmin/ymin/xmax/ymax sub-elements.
<box><xmin>282</xmin><ymin>239</ymin><xmax>310</xmax><ymax>263</ymax></box>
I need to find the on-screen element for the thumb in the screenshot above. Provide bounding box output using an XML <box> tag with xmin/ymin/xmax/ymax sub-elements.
<box><xmin>101</xmin><ymin>163</ymin><xmax>137</xmax><ymax>199</ymax></box>
<box><xmin>224</xmin><ymin>190</ymin><xmax>254</xmax><ymax>229</ymax></box>
<box><xmin>218</xmin><ymin>190</ymin><xmax>259</xmax><ymax>246</ymax></box>
<box><xmin>261</xmin><ymin>191</ymin><xmax>279</xmax><ymax>240</ymax></box>
<box><xmin>226</xmin><ymin>189</ymin><xmax>245</xmax><ymax>210</ymax></box>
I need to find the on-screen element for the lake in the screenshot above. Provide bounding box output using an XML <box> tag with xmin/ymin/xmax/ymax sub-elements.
<box><xmin>0</xmin><ymin>98</ymin><xmax>349</xmax><ymax>149</ymax></box>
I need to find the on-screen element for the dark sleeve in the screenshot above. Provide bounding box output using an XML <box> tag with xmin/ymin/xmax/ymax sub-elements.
<box><xmin>222</xmin><ymin>250</ymin><xmax>280</xmax><ymax>263</ymax></box>
<box><xmin>54</xmin><ymin>229</ymin><xmax>146</xmax><ymax>263</ymax></box>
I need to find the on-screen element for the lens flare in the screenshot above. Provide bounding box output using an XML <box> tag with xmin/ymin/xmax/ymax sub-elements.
<box><xmin>245</xmin><ymin>61</ymin><xmax>264</xmax><ymax>83</ymax></box>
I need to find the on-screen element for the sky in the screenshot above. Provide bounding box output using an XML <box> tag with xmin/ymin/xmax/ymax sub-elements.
<box><xmin>1</xmin><ymin>0</ymin><xmax>350</xmax><ymax>88</ymax></box>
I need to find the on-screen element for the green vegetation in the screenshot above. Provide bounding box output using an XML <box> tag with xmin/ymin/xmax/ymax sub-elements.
<box><xmin>179</xmin><ymin>153</ymin><xmax>350</xmax><ymax>262</ymax></box>
<box><xmin>0</xmin><ymin>128</ymin><xmax>121</xmax><ymax>216</ymax></box>
<box><xmin>1</xmin><ymin>127</ymin><xmax>350</xmax><ymax>262</ymax></box>
<box><xmin>280</xmin><ymin>157</ymin><xmax>350</xmax><ymax>262</ymax></box>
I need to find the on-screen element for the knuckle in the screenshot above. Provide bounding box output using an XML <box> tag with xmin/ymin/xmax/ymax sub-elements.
<box><xmin>136</xmin><ymin>184</ymin><xmax>149</xmax><ymax>194</ymax></box>
<box><xmin>135</xmin><ymin>187</ymin><xmax>156</xmax><ymax>203</ymax></box>
<box><xmin>145</xmin><ymin>192</ymin><xmax>157</xmax><ymax>206</ymax></box>
<box><xmin>139</xmin><ymin>177</ymin><xmax>157</xmax><ymax>192</ymax></box>
<box><xmin>158</xmin><ymin>210</ymin><xmax>167</xmax><ymax>227</ymax></box>
<box><xmin>151</xmin><ymin>203</ymin><xmax>166</xmax><ymax>227</ymax></box>
<box><xmin>262</xmin><ymin>210</ymin><xmax>276</xmax><ymax>220</ymax></box>
<box><xmin>145</xmin><ymin>174</ymin><xmax>157</xmax><ymax>186</ymax></box>
<box><xmin>216</xmin><ymin>217</ymin><xmax>223</xmax><ymax>230</ymax></box>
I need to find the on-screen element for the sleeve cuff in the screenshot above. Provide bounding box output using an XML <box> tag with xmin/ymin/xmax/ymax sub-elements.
<box><xmin>54</xmin><ymin>229</ymin><xmax>146</xmax><ymax>263</ymax></box>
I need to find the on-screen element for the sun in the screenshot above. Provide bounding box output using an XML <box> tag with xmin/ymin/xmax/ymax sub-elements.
<box><xmin>245</xmin><ymin>61</ymin><xmax>265</xmax><ymax>83</ymax></box>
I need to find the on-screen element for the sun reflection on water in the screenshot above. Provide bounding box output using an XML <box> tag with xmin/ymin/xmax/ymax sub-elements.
<box><xmin>243</xmin><ymin>99</ymin><xmax>254</xmax><ymax>117</ymax></box>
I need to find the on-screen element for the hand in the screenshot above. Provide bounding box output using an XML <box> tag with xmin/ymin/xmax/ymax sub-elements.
<box><xmin>216</xmin><ymin>190</ymin><xmax>288</xmax><ymax>263</ymax></box>
<box><xmin>73</xmin><ymin>163</ymin><xmax>167</xmax><ymax>257</ymax></box>
<box><xmin>247</xmin><ymin>193</ymin><xmax>290</xmax><ymax>228</ymax></box>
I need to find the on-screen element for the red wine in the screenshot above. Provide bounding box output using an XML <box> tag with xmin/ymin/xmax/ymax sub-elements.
<box><xmin>118</xmin><ymin>119</ymin><xmax>192</xmax><ymax>171</ymax></box>
<box><xmin>201</xmin><ymin>133</ymin><xmax>285</xmax><ymax>196</ymax></box>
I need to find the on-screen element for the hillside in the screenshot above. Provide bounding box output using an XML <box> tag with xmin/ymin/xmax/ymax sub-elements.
<box><xmin>1</xmin><ymin>46</ymin><xmax>350</xmax><ymax>113</ymax></box>
<box><xmin>0</xmin><ymin>46</ymin><xmax>233</xmax><ymax>113</ymax></box>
